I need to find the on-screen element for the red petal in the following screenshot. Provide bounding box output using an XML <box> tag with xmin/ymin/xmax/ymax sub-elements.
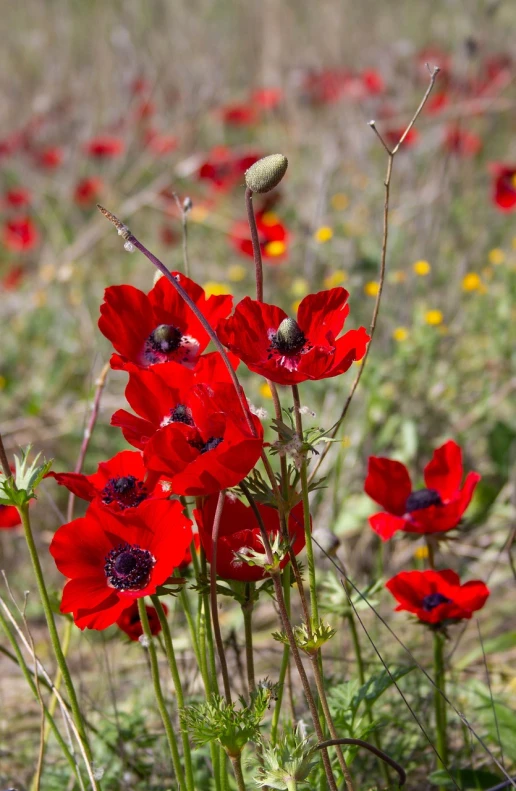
<box><xmin>365</xmin><ymin>457</ymin><xmax>412</xmax><ymax>515</ymax></box>
<box><xmin>297</xmin><ymin>288</ymin><xmax>349</xmax><ymax>345</ymax></box>
<box><xmin>369</xmin><ymin>512</ymin><xmax>407</xmax><ymax>540</ymax></box>
<box><xmin>424</xmin><ymin>440</ymin><xmax>463</xmax><ymax>500</ymax></box>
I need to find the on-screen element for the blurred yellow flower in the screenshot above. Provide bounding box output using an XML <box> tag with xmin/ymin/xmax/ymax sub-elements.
<box><xmin>425</xmin><ymin>309</ymin><xmax>443</xmax><ymax>326</ymax></box>
<box><xmin>414</xmin><ymin>545</ymin><xmax>429</xmax><ymax>560</ymax></box>
<box><xmin>391</xmin><ymin>270</ymin><xmax>407</xmax><ymax>284</ymax></box>
<box><xmin>228</xmin><ymin>264</ymin><xmax>246</xmax><ymax>282</ymax></box>
<box><xmin>324</xmin><ymin>270</ymin><xmax>347</xmax><ymax>288</ymax></box>
<box><xmin>203</xmin><ymin>281</ymin><xmax>231</xmax><ymax>297</ymax></box>
<box><xmin>488</xmin><ymin>248</ymin><xmax>505</xmax><ymax>265</ymax></box>
<box><xmin>512</xmin><ymin>237</ymin><xmax>516</xmax><ymax>250</ymax></box>
<box><xmin>264</xmin><ymin>240</ymin><xmax>286</xmax><ymax>257</ymax></box>
<box><xmin>190</xmin><ymin>205</ymin><xmax>209</xmax><ymax>222</ymax></box>
<box><xmin>341</xmin><ymin>435</ymin><xmax>351</xmax><ymax>448</ymax></box>
<box><xmin>259</xmin><ymin>383</ymin><xmax>272</xmax><ymax>399</ymax></box>
<box><xmin>331</xmin><ymin>193</ymin><xmax>349</xmax><ymax>211</ymax></box>
<box><xmin>393</xmin><ymin>327</ymin><xmax>409</xmax><ymax>342</ymax></box>
<box><xmin>261</xmin><ymin>212</ymin><xmax>280</xmax><ymax>227</ymax></box>
<box><xmin>354</xmin><ymin>358</ymin><xmax>363</xmax><ymax>366</ymax></box>
<box><xmin>413</xmin><ymin>260</ymin><xmax>431</xmax><ymax>276</ymax></box>
<box><xmin>314</xmin><ymin>226</ymin><xmax>334</xmax><ymax>243</ymax></box>
<box><xmin>462</xmin><ymin>272</ymin><xmax>482</xmax><ymax>292</ymax></box>
<box><xmin>364</xmin><ymin>281</ymin><xmax>379</xmax><ymax>297</ymax></box>
<box><xmin>291</xmin><ymin>299</ymin><xmax>302</xmax><ymax>313</ymax></box>
<box><xmin>291</xmin><ymin>278</ymin><xmax>309</xmax><ymax>297</ymax></box>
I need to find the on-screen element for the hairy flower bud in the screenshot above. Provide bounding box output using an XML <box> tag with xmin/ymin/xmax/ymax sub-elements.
<box><xmin>245</xmin><ymin>154</ymin><xmax>288</xmax><ymax>194</ymax></box>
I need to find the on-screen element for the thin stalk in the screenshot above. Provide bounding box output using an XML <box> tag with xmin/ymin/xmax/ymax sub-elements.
<box><xmin>137</xmin><ymin>598</ymin><xmax>187</xmax><ymax>791</ymax></box>
<box><xmin>433</xmin><ymin>632</ymin><xmax>448</xmax><ymax>790</ymax></box>
<box><xmin>245</xmin><ymin>186</ymin><xmax>264</xmax><ymax>301</ymax></box>
<box><xmin>286</xmin><ymin>780</ymin><xmax>298</xmax><ymax>791</ymax></box>
<box><xmin>270</xmin><ymin>563</ymin><xmax>291</xmax><ymax>744</ymax></box>
<box><xmin>42</xmin><ymin>618</ymin><xmax>73</xmax><ymax>744</ymax></box>
<box><xmin>230</xmin><ymin>753</ymin><xmax>248</xmax><ymax>791</ymax></box>
<box><xmin>242</xmin><ymin>583</ymin><xmax>256</xmax><ymax>697</ymax></box>
<box><xmin>209</xmin><ymin>490</ymin><xmax>232</xmax><ymax>703</ymax></box>
<box><xmin>151</xmin><ymin>596</ymin><xmax>195</xmax><ymax>791</ymax></box>
<box><xmin>18</xmin><ymin>502</ymin><xmax>92</xmax><ymax>761</ymax></box>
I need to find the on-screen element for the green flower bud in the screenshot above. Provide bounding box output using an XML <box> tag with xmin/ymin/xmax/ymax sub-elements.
<box><xmin>245</xmin><ymin>154</ymin><xmax>288</xmax><ymax>194</ymax></box>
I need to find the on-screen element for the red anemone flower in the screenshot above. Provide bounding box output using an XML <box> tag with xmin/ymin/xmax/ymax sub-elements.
<box><xmin>144</xmin><ymin>130</ymin><xmax>178</xmax><ymax>156</ymax></box>
<box><xmin>2</xmin><ymin>264</ymin><xmax>25</xmax><ymax>290</ymax></box>
<box><xmin>425</xmin><ymin>91</ymin><xmax>450</xmax><ymax>115</ymax></box>
<box><xmin>217</xmin><ymin>289</ymin><xmax>370</xmax><ymax>385</ymax></box>
<box><xmin>365</xmin><ymin>440</ymin><xmax>480</xmax><ymax>541</ymax></box>
<box><xmin>384</xmin><ymin>127</ymin><xmax>419</xmax><ymax>149</ymax></box>
<box><xmin>251</xmin><ymin>87</ymin><xmax>283</xmax><ymax>109</ymax></box>
<box><xmin>84</xmin><ymin>136</ymin><xmax>125</xmax><ymax>159</ymax></box>
<box><xmin>220</xmin><ymin>103</ymin><xmax>259</xmax><ymax>126</ymax></box>
<box><xmin>98</xmin><ymin>273</ymin><xmax>233</xmax><ymax>372</ymax></box>
<box><xmin>50</xmin><ymin>499</ymin><xmax>192</xmax><ymax>630</ymax></box>
<box><xmin>46</xmin><ymin>450</ymin><xmax>173</xmax><ymax>511</ymax></box>
<box><xmin>3</xmin><ymin>216</ymin><xmax>39</xmax><ymax>252</ymax></box>
<box><xmin>197</xmin><ymin>147</ymin><xmax>262</xmax><ymax>191</ymax></box>
<box><xmin>0</xmin><ymin>504</ymin><xmax>22</xmax><ymax>529</ymax></box>
<box><xmin>195</xmin><ymin>497</ymin><xmax>307</xmax><ymax>582</ymax></box>
<box><xmin>443</xmin><ymin>127</ymin><xmax>482</xmax><ymax>157</ymax></box>
<box><xmin>4</xmin><ymin>188</ymin><xmax>31</xmax><ymax>208</ymax></box>
<box><xmin>142</xmin><ymin>383</ymin><xmax>263</xmax><ymax>496</ymax></box>
<box><xmin>35</xmin><ymin>146</ymin><xmax>63</xmax><ymax>169</ymax></box>
<box><xmin>490</xmin><ymin>164</ymin><xmax>516</xmax><ymax>211</ymax></box>
<box><xmin>386</xmin><ymin>569</ymin><xmax>489</xmax><ymax>626</ymax></box>
<box><xmin>74</xmin><ymin>177</ymin><xmax>104</xmax><ymax>206</ymax></box>
<box><xmin>116</xmin><ymin>600</ymin><xmax>167</xmax><ymax>641</ymax></box>
<box><xmin>230</xmin><ymin>210</ymin><xmax>289</xmax><ymax>261</ymax></box>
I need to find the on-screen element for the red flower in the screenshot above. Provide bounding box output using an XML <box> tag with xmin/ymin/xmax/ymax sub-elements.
<box><xmin>134</xmin><ymin>99</ymin><xmax>156</xmax><ymax>121</ymax></box>
<box><xmin>230</xmin><ymin>210</ymin><xmax>289</xmax><ymax>261</ymax></box>
<box><xmin>116</xmin><ymin>600</ymin><xmax>167</xmax><ymax>641</ymax></box>
<box><xmin>46</xmin><ymin>450</ymin><xmax>173</xmax><ymax>511</ymax></box>
<box><xmin>365</xmin><ymin>440</ymin><xmax>480</xmax><ymax>541</ymax></box>
<box><xmin>197</xmin><ymin>146</ymin><xmax>262</xmax><ymax>191</ymax></box>
<box><xmin>145</xmin><ymin>130</ymin><xmax>178</xmax><ymax>156</ymax></box>
<box><xmin>220</xmin><ymin>103</ymin><xmax>259</xmax><ymax>126</ymax></box>
<box><xmin>142</xmin><ymin>383</ymin><xmax>263</xmax><ymax>497</ymax></box>
<box><xmin>361</xmin><ymin>69</ymin><xmax>385</xmax><ymax>95</ymax></box>
<box><xmin>0</xmin><ymin>504</ymin><xmax>22</xmax><ymax>529</ymax></box>
<box><xmin>386</xmin><ymin>569</ymin><xmax>489</xmax><ymax>626</ymax></box>
<box><xmin>251</xmin><ymin>88</ymin><xmax>283</xmax><ymax>109</ymax></box>
<box><xmin>301</xmin><ymin>69</ymin><xmax>352</xmax><ymax>104</ymax></box>
<box><xmin>50</xmin><ymin>500</ymin><xmax>192</xmax><ymax>630</ymax></box>
<box><xmin>3</xmin><ymin>216</ymin><xmax>39</xmax><ymax>252</ymax></box>
<box><xmin>425</xmin><ymin>91</ymin><xmax>450</xmax><ymax>115</ymax></box>
<box><xmin>35</xmin><ymin>147</ymin><xmax>63</xmax><ymax>169</ymax></box>
<box><xmin>84</xmin><ymin>136</ymin><xmax>125</xmax><ymax>159</ymax></box>
<box><xmin>217</xmin><ymin>289</ymin><xmax>370</xmax><ymax>385</ymax></box>
<box><xmin>159</xmin><ymin>225</ymin><xmax>179</xmax><ymax>246</ymax></box>
<box><xmin>195</xmin><ymin>497</ymin><xmax>307</xmax><ymax>582</ymax></box>
<box><xmin>2</xmin><ymin>265</ymin><xmax>25</xmax><ymax>290</ymax></box>
<box><xmin>490</xmin><ymin>164</ymin><xmax>516</xmax><ymax>212</ymax></box>
<box><xmin>98</xmin><ymin>273</ymin><xmax>233</xmax><ymax>372</ymax></box>
<box><xmin>4</xmin><ymin>188</ymin><xmax>31</xmax><ymax>208</ymax></box>
<box><xmin>74</xmin><ymin>177</ymin><xmax>104</xmax><ymax>207</ymax></box>
<box><xmin>384</xmin><ymin>127</ymin><xmax>419</xmax><ymax>149</ymax></box>
<box><xmin>443</xmin><ymin>126</ymin><xmax>482</xmax><ymax>157</ymax></box>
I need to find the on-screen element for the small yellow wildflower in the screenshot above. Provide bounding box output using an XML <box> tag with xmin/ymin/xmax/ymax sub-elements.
<box><xmin>462</xmin><ymin>273</ymin><xmax>482</xmax><ymax>292</ymax></box>
<box><xmin>488</xmin><ymin>248</ymin><xmax>505</xmax><ymax>266</ymax></box>
<box><xmin>260</xmin><ymin>211</ymin><xmax>280</xmax><ymax>227</ymax></box>
<box><xmin>190</xmin><ymin>204</ymin><xmax>209</xmax><ymax>222</ymax></box>
<box><xmin>413</xmin><ymin>260</ymin><xmax>431</xmax><ymax>276</ymax></box>
<box><xmin>291</xmin><ymin>299</ymin><xmax>302</xmax><ymax>313</ymax></box>
<box><xmin>391</xmin><ymin>270</ymin><xmax>407</xmax><ymax>284</ymax></box>
<box><xmin>259</xmin><ymin>382</ymin><xmax>272</xmax><ymax>399</ymax></box>
<box><xmin>324</xmin><ymin>270</ymin><xmax>347</xmax><ymax>288</ymax></box>
<box><xmin>314</xmin><ymin>226</ymin><xmax>334</xmax><ymax>243</ymax></box>
<box><xmin>393</xmin><ymin>327</ymin><xmax>409</xmax><ymax>342</ymax></box>
<box><xmin>414</xmin><ymin>545</ymin><xmax>429</xmax><ymax>560</ymax></box>
<box><xmin>331</xmin><ymin>193</ymin><xmax>349</xmax><ymax>211</ymax></box>
<box><xmin>203</xmin><ymin>281</ymin><xmax>231</xmax><ymax>298</ymax></box>
<box><xmin>354</xmin><ymin>358</ymin><xmax>363</xmax><ymax>366</ymax></box>
<box><xmin>228</xmin><ymin>264</ymin><xmax>246</xmax><ymax>282</ymax></box>
<box><xmin>425</xmin><ymin>309</ymin><xmax>443</xmax><ymax>326</ymax></box>
<box><xmin>264</xmin><ymin>240</ymin><xmax>286</xmax><ymax>257</ymax></box>
<box><xmin>364</xmin><ymin>281</ymin><xmax>379</xmax><ymax>297</ymax></box>
<box><xmin>341</xmin><ymin>436</ymin><xmax>351</xmax><ymax>448</ymax></box>
<box><xmin>291</xmin><ymin>278</ymin><xmax>309</xmax><ymax>297</ymax></box>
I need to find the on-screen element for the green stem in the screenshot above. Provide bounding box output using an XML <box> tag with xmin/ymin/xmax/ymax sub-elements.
<box><xmin>271</xmin><ymin>564</ymin><xmax>291</xmax><ymax>744</ymax></box>
<box><xmin>19</xmin><ymin>503</ymin><xmax>92</xmax><ymax>761</ymax></box>
<box><xmin>137</xmin><ymin>598</ymin><xmax>187</xmax><ymax>791</ymax></box>
<box><xmin>242</xmin><ymin>583</ymin><xmax>256</xmax><ymax>697</ymax></box>
<box><xmin>285</xmin><ymin>779</ymin><xmax>298</xmax><ymax>791</ymax></box>
<box><xmin>433</xmin><ymin>631</ymin><xmax>448</xmax><ymax>790</ymax></box>
<box><xmin>152</xmin><ymin>596</ymin><xmax>195</xmax><ymax>791</ymax></box>
<box><xmin>230</xmin><ymin>752</ymin><xmax>248</xmax><ymax>791</ymax></box>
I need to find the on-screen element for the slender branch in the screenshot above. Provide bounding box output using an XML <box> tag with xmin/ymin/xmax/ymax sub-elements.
<box><xmin>209</xmin><ymin>490</ymin><xmax>232</xmax><ymax>704</ymax></box>
<box><xmin>315</xmin><ymin>739</ymin><xmax>406</xmax><ymax>788</ymax></box>
<box><xmin>172</xmin><ymin>193</ymin><xmax>192</xmax><ymax>278</ymax></box>
<box><xmin>245</xmin><ymin>187</ymin><xmax>264</xmax><ymax>301</ymax></box>
<box><xmin>242</xmin><ymin>583</ymin><xmax>256</xmax><ymax>697</ymax></box>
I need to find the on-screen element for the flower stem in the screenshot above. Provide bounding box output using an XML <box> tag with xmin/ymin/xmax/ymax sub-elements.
<box><xmin>209</xmin><ymin>491</ymin><xmax>233</xmax><ymax>704</ymax></box>
<box><xmin>433</xmin><ymin>631</ymin><xmax>448</xmax><ymax>790</ymax></box>
<box><xmin>245</xmin><ymin>186</ymin><xmax>263</xmax><ymax>302</ymax></box>
<box><xmin>151</xmin><ymin>596</ymin><xmax>195</xmax><ymax>791</ymax></box>
<box><xmin>230</xmin><ymin>752</ymin><xmax>248</xmax><ymax>791</ymax></box>
<box><xmin>242</xmin><ymin>583</ymin><xmax>256</xmax><ymax>697</ymax></box>
<box><xmin>270</xmin><ymin>563</ymin><xmax>291</xmax><ymax>745</ymax></box>
<box><xmin>18</xmin><ymin>503</ymin><xmax>92</xmax><ymax>762</ymax></box>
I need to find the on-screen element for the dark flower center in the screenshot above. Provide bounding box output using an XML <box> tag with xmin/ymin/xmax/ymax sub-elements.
<box><xmin>405</xmin><ymin>488</ymin><xmax>442</xmax><ymax>513</ymax></box>
<box><xmin>269</xmin><ymin>317</ymin><xmax>308</xmax><ymax>356</ymax></box>
<box><xmin>168</xmin><ymin>404</ymin><xmax>194</xmax><ymax>426</ymax></box>
<box><xmin>422</xmin><ymin>592</ymin><xmax>452</xmax><ymax>612</ymax></box>
<box><xmin>101</xmin><ymin>475</ymin><xmax>148</xmax><ymax>509</ymax></box>
<box><xmin>189</xmin><ymin>436</ymin><xmax>224</xmax><ymax>454</ymax></box>
<box><xmin>104</xmin><ymin>543</ymin><xmax>155</xmax><ymax>591</ymax></box>
<box><xmin>148</xmin><ymin>324</ymin><xmax>183</xmax><ymax>354</ymax></box>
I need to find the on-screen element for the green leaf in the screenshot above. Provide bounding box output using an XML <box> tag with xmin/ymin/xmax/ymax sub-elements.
<box><xmin>456</xmin><ymin>631</ymin><xmax>516</xmax><ymax>670</ymax></box>
<box><xmin>429</xmin><ymin>768</ymin><xmax>502</xmax><ymax>788</ymax></box>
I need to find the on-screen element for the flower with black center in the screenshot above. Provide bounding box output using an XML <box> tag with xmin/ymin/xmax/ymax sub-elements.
<box><xmin>217</xmin><ymin>288</ymin><xmax>370</xmax><ymax>385</ymax></box>
<box><xmin>50</xmin><ymin>499</ymin><xmax>192</xmax><ymax>630</ymax></box>
<box><xmin>98</xmin><ymin>273</ymin><xmax>232</xmax><ymax>372</ymax></box>
<box><xmin>490</xmin><ymin>163</ymin><xmax>516</xmax><ymax>212</ymax></box>
<box><xmin>116</xmin><ymin>600</ymin><xmax>167</xmax><ymax>642</ymax></box>
<box><xmin>84</xmin><ymin>136</ymin><xmax>125</xmax><ymax>159</ymax></box>
<box><xmin>365</xmin><ymin>440</ymin><xmax>480</xmax><ymax>541</ymax></box>
<box><xmin>230</xmin><ymin>210</ymin><xmax>289</xmax><ymax>261</ymax></box>
<box><xmin>46</xmin><ymin>450</ymin><xmax>173</xmax><ymax>511</ymax></box>
<box><xmin>386</xmin><ymin>569</ymin><xmax>489</xmax><ymax>626</ymax></box>
<box><xmin>195</xmin><ymin>497</ymin><xmax>307</xmax><ymax>582</ymax></box>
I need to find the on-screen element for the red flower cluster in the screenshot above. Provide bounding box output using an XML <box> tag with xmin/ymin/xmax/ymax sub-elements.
<box><xmin>2</xmin><ymin>216</ymin><xmax>39</xmax><ymax>252</ymax></box>
<box><xmin>301</xmin><ymin>68</ymin><xmax>384</xmax><ymax>105</ymax></box>
<box><xmin>490</xmin><ymin>164</ymin><xmax>516</xmax><ymax>212</ymax></box>
<box><xmin>230</xmin><ymin>210</ymin><xmax>289</xmax><ymax>261</ymax></box>
<box><xmin>116</xmin><ymin>601</ymin><xmax>166</xmax><ymax>641</ymax></box>
<box><xmin>365</xmin><ymin>440</ymin><xmax>480</xmax><ymax>541</ymax></box>
<box><xmin>84</xmin><ymin>136</ymin><xmax>125</xmax><ymax>159</ymax></box>
<box><xmin>197</xmin><ymin>146</ymin><xmax>262</xmax><ymax>191</ymax></box>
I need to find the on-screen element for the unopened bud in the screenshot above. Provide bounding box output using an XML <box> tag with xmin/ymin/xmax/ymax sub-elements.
<box><xmin>245</xmin><ymin>154</ymin><xmax>288</xmax><ymax>194</ymax></box>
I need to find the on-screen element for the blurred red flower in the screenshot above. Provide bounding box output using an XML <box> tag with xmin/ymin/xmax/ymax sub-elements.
<box><xmin>251</xmin><ymin>87</ymin><xmax>283</xmax><ymax>109</ymax></box>
<box><xmin>4</xmin><ymin>188</ymin><xmax>31</xmax><ymax>208</ymax></box>
<box><xmin>443</xmin><ymin>126</ymin><xmax>482</xmax><ymax>157</ymax></box>
<box><xmin>195</xmin><ymin>497</ymin><xmax>307</xmax><ymax>582</ymax></box>
<box><xmin>386</xmin><ymin>569</ymin><xmax>489</xmax><ymax>626</ymax></box>
<box><xmin>35</xmin><ymin>146</ymin><xmax>63</xmax><ymax>169</ymax></box>
<box><xmin>0</xmin><ymin>504</ymin><xmax>22</xmax><ymax>529</ymax></box>
<box><xmin>74</xmin><ymin>176</ymin><xmax>104</xmax><ymax>206</ymax></box>
<box><xmin>144</xmin><ymin>129</ymin><xmax>178</xmax><ymax>156</ymax></box>
<box><xmin>230</xmin><ymin>210</ymin><xmax>289</xmax><ymax>261</ymax></box>
<box><xmin>2</xmin><ymin>264</ymin><xmax>25</xmax><ymax>290</ymax></box>
<box><xmin>3</xmin><ymin>216</ymin><xmax>39</xmax><ymax>252</ymax></box>
<box><xmin>98</xmin><ymin>273</ymin><xmax>233</xmax><ymax>371</ymax></box>
<box><xmin>365</xmin><ymin>440</ymin><xmax>480</xmax><ymax>541</ymax></box>
<box><xmin>197</xmin><ymin>146</ymin><xmax>262</xmax><ymax>191</ymax></box>
<box><xmin>217</xmin><ymin>289</ymin><xmax>370</xmax><ymax>385</ymax></box>
<box><xmin>220</xmin><ymin>103</ymin><xmax>259</xmax><ymax>126</ymax></box>
<box><xmin>50</xmin><ymin>499</ymin><xmax>192</xmax><ymax>630</ymax></box>
<box><xmin>134</xmin><ymin>99</ymin><xmax>156</xmax><ymax>121</ymax></box>
<box><xmin>490</xmin><ymin>163</ymin><xmax>516</xmax><ymax>211</ymax></box>
<box><xmin>116</xmin><ymin>600</ymin><xmax>167</xmax><ymax>641</ymax></box>
<box><xmin>425</xmin><ymin>91</ymin><xmax>450</xmax><ymax>115</ymax></box>
<box><xmin>384</xmin><ymin>127</ymin><xmax>419</xmax><ymax>149</ymax></box>
<box><xmin>84</xmin><ymin>136</ymin><xmax>125</xmax><ymax>159</ymax></box>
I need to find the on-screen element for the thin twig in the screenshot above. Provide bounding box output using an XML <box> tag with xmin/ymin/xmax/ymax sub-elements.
<box><xmin>210</xmin><ymin>490</ymin><xmax>233</xmax><ymax>704</ymax></box>
<box><xmin>315</xmin><ymin>738</ymin><xmax>406</xmax><ymax>787</ymax></box>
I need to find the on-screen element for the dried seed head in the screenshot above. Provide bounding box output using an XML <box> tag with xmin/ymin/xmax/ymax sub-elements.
<box><xmin>245</xmin><ymin>154</ymin><xmax>288</xmax><ymax>194</ymax></box>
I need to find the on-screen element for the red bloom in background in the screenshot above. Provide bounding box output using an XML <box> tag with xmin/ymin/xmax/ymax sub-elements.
<box><xmin>142</xmin><ymin>382</ymin><xmax>263</xmax><ymax>496</ymax></box>
<box><xmin>84</xmin><ymin>136</ymin><xmax>125</xmax><ymax>159</ymax></box>
<box><xmin>98</xmin><ymin>273</ymin><xmax>233</xmax><ymax>371</ymax></box>
<box><xmin>217</xmin><ymin>289</ymin><xmax>370</xmax><ymax>385</ymax></box>
<box><xmin>365</xmin><ymin>440</ymin><xmax>480</xmax><ymax>541</ymax></box>
<box><xmin>386</xmin><ymin>569</ymin><xmax>489</xmax><ymax>626</ymax></box>
<box><xmin>3</xmin><ymin>217</ymin><xmax>39</xmax><ymax>252</ymax></box>
<box><xmin>301</xmin><ymin>68</ymin><xmax>351</xmax><ymax>104</ymax></box>
<box><xmin>230</xmin><ymin>210</ymin><xmax>289</xmax><ymax>261</ymax></box>
<box><xmin>384</xmin><ymin>127</ymin><xmax>419</xmax><ymax>149</ymax></box>
<box><xmin>425</xmin><ymin>91</ymin><xmax>450</xmax><ymax>115</ymax></box>
<box><xmin>2</xmin><ymin>265</ymin><xmax>25</xmax><ymax>290</ymax></box>
<box><xmin>197</xmin><ymin>147</ymin><xmax>262</xmax><ymax>191</ymax></box>
<box><xmin>74</xmin><ymin>177</ymin><xmax>104</xmax><ymax>207</ymax></box>
<box><xmin>251</xmin><ymin>88</ymin><xmax>283</xmax><ymax>109</ymax></box>
<box><xmin>50</xmin><ymin>500</ymin><xmax>192</xmax><ymax>630</ymax></box>
<box><xmin>443</xmin><ymin>126</ymin><xmax>482</xmax><ymax>157</ymax></box>
<box><xmin>220</xmin><ymin>103</ymin><xmax>259</xmax><ymax>126</ymax></box>
<box><xmin>35</xmin><ymin>146</ymin><xmax>63</xmax><ymax>169</ymax></box>
<box><xmin>361</xmin><ymin>69</ymin><xmax>385</xmax><ymax>95</ymax></box>
<box><xmin>490</xmin><ymin>164</ymin><xmax>516</xmax><ymax>211</ymax></box>
<box><xmin>47</xmin><ymin>450</ymin><xmax>173</xmax><ymax>511</ymax></box>
<box><xmin>116</xmin><ymin>600</ymin><xmax>167</xmax><ymax>641</ymax></box>
<box><xmin>0</xmin><ymin>504</ymin><xmax>22</xmax><ymax>529</ymax></box>
<box><xmin>134</xmin><ymin>99</ymin><xmax>156</xmax><ymax>121</ymax></box>
<box><xmin>195</xmin><ymin>497</ymin><xmax>307</xmax><ymax>582</ymax></box>
<box><xmin>144</xmin><ymin>130</ymin><xmax>178</xmax><ymax>156</ymax></box>
<box><xmin>4</xmin><ymin>188</ymin><xmax>31</xmax><ymax>208</ymax></box>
